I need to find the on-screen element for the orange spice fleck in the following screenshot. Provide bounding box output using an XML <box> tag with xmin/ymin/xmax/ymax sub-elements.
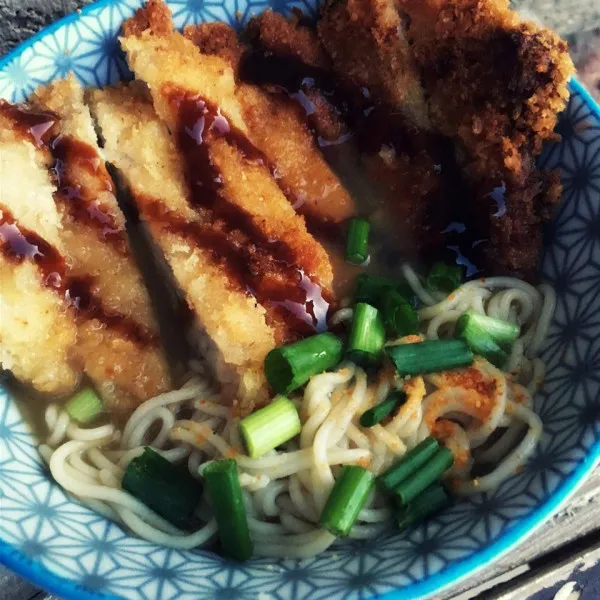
<box><xmin>402</xmin><ymin>334</ymin><xmax>423</xmax><ymax>345</ymax></box>
<box><xmin>226</xmin><ymin>448</ymin><xmax>239</xmax><ymax>458</ymax></box>
<box><xmin>355</xmin><ymin>457</ymin><xmax>371</xmax><ymax>469</ymax></box>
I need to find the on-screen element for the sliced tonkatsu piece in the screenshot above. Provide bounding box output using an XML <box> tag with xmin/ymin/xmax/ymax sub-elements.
<box><xmin>317</xmin><ymin>0</ymin><xmax>429</xmax><ymax>129</ymax></box>
<box><xmin>316</xmin><ymin>0</ymin><xmax>448</xmax><ymax>244</ymax></box>
<box><xmin>183</xmin><ymin>22</ymin><xmax>356</xmax><ymax>233</ymax></box>
<box><xmin>245</xmin><ymin>6</ymin><xmax>449</xmax><ymax>257</ymax></box>
<box><xmin>398</xmin><ymin>0</ymin><xmax>574</xmax><ymax>180</ymax></box>
<box><xmin>89</xmin><ymin>82</ymin><xmax>290</xmax><ymax>415</ymax></box>
<box><xmin>397</xmin><ymin>0</ymin><xmax>574</xmax><ymax>275</ymax></box>
<box><xmin>28</xmin><ymin>75</ymin><xmax>172</xmax><ymax>415</ymax></box>
<box><xmin>120</xmin><ymin>1</ymin><xmax>333</xmax><ymax>291</ymax></box>
<box><xmin>243</xmin><ymin>10</ymin><xmax>351</xmax><ymax>147</ymax></box>
<box><xmin>0</xmin><ymin>106</ymin><xmax>80</xmax><ymax>396</ymax></box>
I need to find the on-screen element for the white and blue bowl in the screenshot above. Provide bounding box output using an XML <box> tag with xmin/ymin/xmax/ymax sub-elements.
<box><xmin>0</xmin><ymin>2</ymin><xmax>599</xmax><ymax>599</ymax></box>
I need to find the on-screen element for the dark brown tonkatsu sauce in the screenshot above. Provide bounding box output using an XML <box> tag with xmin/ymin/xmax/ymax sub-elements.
<box><xmin>0</xmin><ymin>101</ymin><xmax>126</xmax><ymax>252</ymax></box>
<box><xmin>0</xmin><ymin>205</ymin><xmax>157</xmax><ymax>347</ymax></box>
<box><xmin>0</xmin><ymin>100</ymin><xmax>157</xmax><ymax>347</ymax></box>
<box><xmin>162</xmin><ymin>86</ymin><xmax>331</xmax><ymax>339</ymax></box>
<box><xmin>51</xmin><ymin>135</ymin><xmax>128</xmax><ymax>253</ymax></box>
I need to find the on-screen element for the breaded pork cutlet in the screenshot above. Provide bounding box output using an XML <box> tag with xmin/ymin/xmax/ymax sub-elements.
<box><xmin>0</xmin><ymin>106</ymin><xmax>79</xmax><ymax>395</ymax></box>
<box><xmin>243</xmin><ymin>10</ymin><xmax>353</xmax><ymax>147</ymax></box>
<box><xmin>29</xmin><ymin>75</ymin><xmax>172</xmax><ymax>416</ymax></box>
<box><xmin>244</xmin><ymin>9</ymin><xmax>448</xmax><ymax>258</ymax></box>
<box><xmin>317</xmin><ymin>0</ymin><xmax>451</xmax><ymax>247</ymax></box>
<box><xmin>89</xmin><ymin>1</ymin><xmax>335</xmax><ymax>413</ymax></box>
<box><xmin>398</xmin><ymin>0</ymin><xmax>574</xmax><ymax>275</ymax></box>
<box><xmin>89</xmin><ymin>83</ymin><xmax>276</xmax><ymax>412</ymax></box>
<box><xmin>183</xmin><ymin>22</ymin><xmax>356</xmax><ymax>233</ymax></box>
<box><xmin>120</xmin><ymin>0</ymin><xmax>332</xmax><ymax>290</ymax></box>
<box><xmin>399</xmin><ymin>0</ymin><xmax>573</xmax><ymax>179</ymax></box>
<box><xmin>317</xmin><ymin>0</ymin><xmax>429</xmax><ymax>130</ymax></box>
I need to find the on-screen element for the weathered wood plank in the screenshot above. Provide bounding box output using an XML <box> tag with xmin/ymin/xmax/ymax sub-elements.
<box><xmin>441</xmin><ymin>468</ymin><xmax>600</xmax><ymax>599</ymax></box>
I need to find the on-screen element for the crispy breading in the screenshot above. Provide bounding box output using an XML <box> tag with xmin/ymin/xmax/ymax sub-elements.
<box><xmin>244</xmin><ymin>11</ymin><xmax>351</xmax><ymax>146</ymax></box>
<box><xmin>121</xmin><ymin>0</ymin><xmax>174</xmax><ymax>37</ymax></box>
<box><xmin>120</xmin><ymin>5</ymin><xmax>333</xmax><ymax>289</ymax></box>
<box><xmin>0</xmin><ymin>111</ymin><xmax>80</xmax><ymax>395</ymax></box>
<box><xmin>183</xmin><ymin>22</ymin><xmax>356</xmax><ymax>228</ymax></box>
<box><xmin>398</xmin><ymin>0</ymin><xmax>574</xmax><ymax>275</ymax></box>
<box><xmin>399</xmin><ymin>0</ymin><xmax>573</xmax><ymax>179</ymax></box>
<box><xmin>307</xmin><ymin>0</ymin><xmax>448</xmax><ymax>253</ymax></box>
<box><xmin>317</xmin><ymin>0</ymin><xmax>429</xmax><ymax>129</ymax></box>
<box><xmin>479</xmin><ymin>168</ymin><xmax>562</xmax><ymax>276</ymax></box>
<box><xmin>183</xmin><ymin>22</ymin><xmax>244</xmax><ymax>68</ymax></box>
<box><xmin>246</xmin><ymin>10</ymin><xmax>330</xmax><ymax>70</ymax></box>
<box><xmin>88</xmin><ymin>83</ymin><xmax>277</xmax><ymax>414</ymax></box>
<box><xmin>31</xmin><ymin>76</ymin><xmax>172</xmax><ymax>416</ymax></box>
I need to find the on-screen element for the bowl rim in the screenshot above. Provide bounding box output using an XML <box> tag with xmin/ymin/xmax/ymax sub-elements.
<box><xmin>0</xmin><ymin>2</ymin><xmax>599</xmax><ymax>599</ymax></box>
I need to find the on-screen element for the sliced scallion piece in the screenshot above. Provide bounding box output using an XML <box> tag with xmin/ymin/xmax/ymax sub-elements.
<box><xmin>319</xmin><ymin>465</ymin><xmax>374</xmax><ymax>536</ymax></box>
<box><xmin>379</xmin><ymin>437</ymin><xmax>439</xmax><ymax>492</ymax></box>
<box><xmin>456</xmin><ymin>311</ymin><xmax>520</xmax><ymax>346</ymax></box>
<box><xmin>354</xmin><ymin>274</ymin><xmax>413</xmax><ymax>308</ymax></box>
<box><xmin>203</xmin><ymin>459</ymin><xmax>253</xmax><ymax>561</ymax></box>
<box><xmin>122</xmin><ymin>447</ymin><xmax>203</xmax><ymax>528</ymax></box>
<box><xmin>346</xmin><ymin>217</ymin><xmax>370</xmax><ymax>265</ymax></box>
<box><xmin>395</xmin><ymin>483</ymin><xmax>450</xmax><ymax>530</ymax></box>
<box><xmin>393</xmin><ymin>447</ymin><xmax>454</xmax><ymax>505</ymax></box>
<box><xmin>427</xmin><ymin>262</ymin><xmax>463</xmax><ymax>295</ymax></box>
<box><xmin>382</xmin><ymin>290</ymin><xmax>419</xmax><ymax>336</ymax></box>
<box><xmin>265</xmin><ymin>332</ymin><xmax>343</xmax><ymax>394</ymax></box>
<box><xmin>240</xmin><ymin>395</ymin><xmax>301</xmax><ymax>457</ymax></box>
<box><xmin>65</xmin><ymin>387</ymin><xmax>103</xmax><ymax>424</ymax></box>
<box><xmin>455</xmin><ymin>313</ymin><xmax>508</xmax><ymax>367</ymax></box>
<box><xmin>359</xmin><ymin>391</ymin><xmax>406</xmax><ymax>428</ymax></box>
<box><xmin>346</xmin><ymin>302</ymin><xmax>385</xmax><ymax>367</ymax></box>
<box><xmin>386</xmin><ymin>339</ymin><xmax>473</xmax><ymax>376</ymax></box>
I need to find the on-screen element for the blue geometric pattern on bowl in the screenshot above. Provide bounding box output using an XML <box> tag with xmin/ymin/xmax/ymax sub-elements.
<box><xmin>0</xmin><ymin>1</ymin><xmax>599</xmax><ymax>599</ymax></box>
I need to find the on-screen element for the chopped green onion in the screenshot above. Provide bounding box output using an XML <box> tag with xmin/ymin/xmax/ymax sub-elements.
<box><xmin>347</xmin><ymin>302</ymin><xmax>385</xmax><ymax>367</ymax></box>
<box><xmin>427</xmin><ymin>262</ymin><xmax>464</xmax><ymax>294</ymax></box>
<box><xmin>203</xmin><ymin>459</ymin><xmax>253</xmax><ymax>561</ymax></box>
<box><xmin>122</xmin><ymin>447</ymin><xmax>203</xmax><ymax>529</ymax></box>
<box><xmin>240</xmin><ymin>395</ymin><xmax>301</xmax><ymax>458</ymax></box>
<box><xmin>359</xmin><ymin>391</ymin><xmax>406</xmax><ymax>428</ymax></box>
<box><xmin>395</xmin><ymin>483</ymin><xmax>450</xmax><ymax>530</ymax></box>
<box><xmin>354</xmin><ymin>274</ymin><xmax>414</xmax><ymax>308</ymax></box>
<box><xmin>319</xmin><ymin>465</ymin><xmax>374</xmax><ymax>536</ymax></box>
<box><xmin>455</xmin><ymin>313</ymin><xmax>508</xmax><ymax>367</ymax></box>
<box><xmin>265</xmin><ymin>332</ymin><xmax>343</xmax><ymax>394</ymax></box>
<box><xmin>379</xmin><ymin>437</ymin><xmax>439</xmax><ymax>492</ymax></box>
<box><xmin>386</xmin><ymin>339</ymin><xmax>473</xmax><ymax>376</ymax></box>
<box><xmin>456</xmin><ymin>311</ymin><xmax>520</xmax><ymax>346</ymax></box>
<box><xmin>65</xmin><ymin>387</ymin><xmax>103</xmax><ymax>424</ymax></box>
<box><xmin>393</xmin><ymin>447</ymin><xmax>454</xmax><ymax>505</ymax></box>
<box><xmin>382</xmin><ymin>290</ymin><xmax>419</xmax><ymax>336</ymax></box>
<box><xmin>346</xmin><ymin>217</ymin><xmax>370</xmax><ymax>265</ymax></box>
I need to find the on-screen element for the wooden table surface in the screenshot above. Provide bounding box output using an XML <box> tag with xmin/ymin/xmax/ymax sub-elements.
<box><xmin>0</xmin><ymin>1</ymin><xmax>599</xmax><ymax>599</ymax></box>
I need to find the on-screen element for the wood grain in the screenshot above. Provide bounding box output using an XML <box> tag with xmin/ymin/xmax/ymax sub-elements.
<box><xmin>441</xmin><ymin>468</ymin><xmax>600</xmax><ymax>599</ymax></box>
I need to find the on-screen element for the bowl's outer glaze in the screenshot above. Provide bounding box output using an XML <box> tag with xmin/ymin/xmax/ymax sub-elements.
<box><xmin>0</xmin><ymin>2</ymin><xmax>599</xmax><ymax>599</ymax></box>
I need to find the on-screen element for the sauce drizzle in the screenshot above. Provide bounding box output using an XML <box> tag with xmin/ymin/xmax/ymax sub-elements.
<box><xmin>162</xmin><ymin>86</ymin><xmax>331</xmax><ymax>339</ymax></box>
<box><xmin>0</xmin><ymin>207</ymin><xmax>156</xmax><ymax>349</ymax></box>
<box><xmin>0</xmin><ymin>101</ymin><xmax>126</xmax><ymax>251</ymax></box>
